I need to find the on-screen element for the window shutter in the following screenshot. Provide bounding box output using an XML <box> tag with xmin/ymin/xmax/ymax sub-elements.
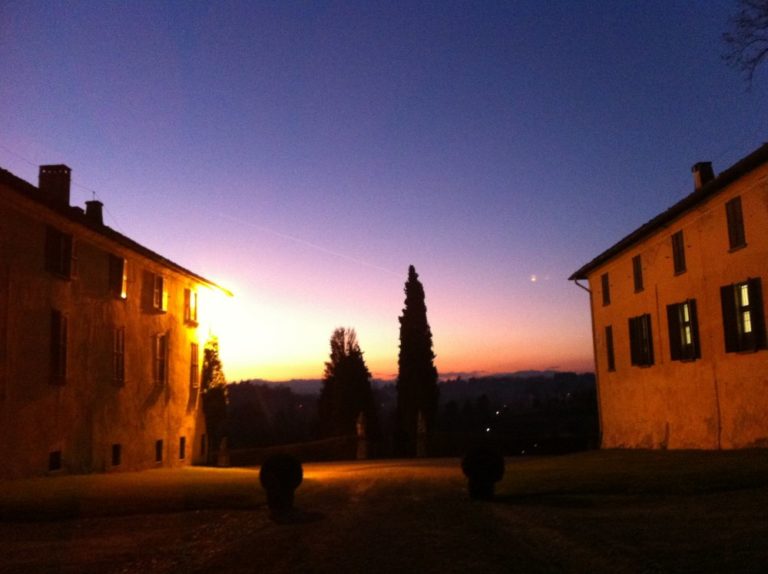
<box><xmin>667</xmin><ymin>304</ymin><xmax>681</xmax><ymax>361</ymax></box>
<box><xmin>644</xmin><ymin>314</ymin><xmax>654</xmax><ymax>365</ymax></box>
<box><xmin>689</xmin><ymin>299</ymin><xmax>701</xmax><ymax>359</ymax></box>
<box><xmin>721</xmin><ymin>284</ymin><xmax>738</xmax><ymax>353</ymax></box>
<box><xmin>748</xmin><ymin>278</ymin><xmax>766</xmax><ymax>350</ymax></box>
<box><xmin>629</xmin><ymin>317</ymin><xmax>639</xmax><ymax>365</ymax></box>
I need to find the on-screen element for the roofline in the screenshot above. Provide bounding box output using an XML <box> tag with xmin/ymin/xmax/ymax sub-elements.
<box><xmin>0</xmin><ymin>166</ymin><xmax>232</xmax><ymax>296</ymax></box>
<box><xmin>569</xmin><ymin>141</ymin><xmax>768</xmax><ymax>281</ymax></box>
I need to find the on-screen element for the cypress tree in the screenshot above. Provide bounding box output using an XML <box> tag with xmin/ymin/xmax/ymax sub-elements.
<box><xmin>396</xmin><ymin>265</ymin><xmax>439</xmax><ymax>455</ymax></box>
<box><xmin>318</xmin><ymin>328</ymin><xmax>379</xmax><ymax>440</ymax></box>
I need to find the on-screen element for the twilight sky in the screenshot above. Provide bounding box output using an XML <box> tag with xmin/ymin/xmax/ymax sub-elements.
<box><xmin>1</xmin><ymin>1</ymin><xmax>766</xmax><ymax>381</ymax></box>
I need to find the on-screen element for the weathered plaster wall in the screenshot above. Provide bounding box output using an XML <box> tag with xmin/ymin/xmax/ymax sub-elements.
<box><xmin>0</xmin><ymin>183</ymin><xmax>210</xmax><ymax>478</ymax></box>
<box><xmin>588</xmin><ymin>164</ymin><xmax>768</xmax><ymax>449</ymax></box>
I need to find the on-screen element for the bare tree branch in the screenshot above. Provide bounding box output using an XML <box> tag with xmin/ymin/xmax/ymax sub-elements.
<box><xmin>723</xmin><ymin>0</ymin><xmax>768</xmax><ymax>85</ymax></box>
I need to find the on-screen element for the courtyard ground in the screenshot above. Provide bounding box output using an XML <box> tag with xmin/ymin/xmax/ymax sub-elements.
<box><xmin>1</xmin><ymin>450</ymin><xmax>768</xmax><ymax>573</ymax></box>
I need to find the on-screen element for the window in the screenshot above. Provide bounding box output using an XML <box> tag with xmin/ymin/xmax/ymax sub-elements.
<box><xmin>725</xmin><ymin>196</ymin><xmax>746</xmax><ymax>250</ymax></box>
<box><xmin>152</xmin><ymin>274</ymin><xmax>168</xmax><ymax>312</ymax></box>
<box><xmin>155</xmin><ymin>439</ymin><xmax>164</xmax><ymax>463</ymax></box>
<box><xmin>113</xmin><ymin>327</ymin><xmax>125</xmax><ymax>385</ymax></box>
<box><xmin>629</xmin><ymin>313</ymin><xmax>654</xmax><ymax>366</ymax></box>
<box><xmin>179</xmin><ymin>436</ymin><xmax>186</xmax><ymax>460</ymax></box>
<box><xmin>153</xmin><ymin>333</ymin><xmax>168</xmax><ymax>386</ymax></box>
<box><xmin>50</xmin><ymin>309</ymin><xmax>67</xmax><ymax>384</ymax></box>
<box><xmin>721</xmin><ymin>278</ymin><xmax>766</xmax><ymax>353</ymax></box>
<box><xmin>45</xmin><ymin>226</ymin><xmax>75</xmax><ymax>278</ymax></box>
<box><xmin>109</xmin><ymin>255</ymin><xmax>128</xmax><ymax>299</ymax></box>
<box><xmin>667</xmin><ymin>300</ymin><xmax>700</xmax><ymax>361</ymax></box>
<box><xmin>184</xmin><ymin>288</ymin><xmax>198</xmax><ymax>324</ymax></box>
<box><xmin>632</xmin><ymin>255</ymin><xmax>643</xmax><ymax>292</ymax></box>
<box><xmin>671</xmin><ymin>230</ymin><xmax>686</xmax><ymax>275</ymax></box>
<box><xmin>190</xmin><ymin>342</ymin><xmax>199</xmax><ymax>388</ymax></box>
<box><xmin>49</xmin><ymin>451</ymin><xmax>62</xmax><ymax>472</ymax></box>
<box><xmin>605</xmin><ymin>325</ymin><xmax>615</xmax><ymax>371</ymax></box>
<box><xmin>112</xmin><ymin>444</ymin><xmax>122</xmax><ymax>466</ymax></box>
<box><xmin>601</xmin><ymin>273</ymin><xmax>610</xmax><ymax>306</ymax></box>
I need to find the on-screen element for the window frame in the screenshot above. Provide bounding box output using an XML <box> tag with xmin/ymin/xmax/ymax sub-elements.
<box><xmin>153</xmin><ymin>332</ymin><xmax>168</xmax><ymax>386</ymax></box>
<box><xmin>50</xmin><ymin>309</ymin><xmax>68</xmax><ymax>384</ymax></box>
<box><xmin>152</xmin><ymin>274</ymin><xmax>168</xmax><ymax>312</ymax></box>
<box><xmin>671</xmin><ymin>230</ymin><xmax>686</xmax><ymax>275</ymax></box>
<box><xmin>721</xmin><ymin>278</ymin><xmax>766</xmax><ymax>353</ymax></box>
<box><xmin>632</xmin><ymin>255</ymin><xmax>644</xmax><ymax>293</ymax></box>
<box><xmin>605</xmin><ymin>325</ymin><xmax>615</xmax><ymax>372</ymax></box>
<box><xmin>184</xmin><ymin>288</ymin><xmax>198</xmax><ymax>325</ymax></box>
<box><xmin>190</xmin><ymin>342</ymin><xmax>199</xmax><ymax>388</ymax></box>
<box><xmin>601</xmin><ymin>273</ymin><xmax>610</xmax><ymax>306</ymax></box>
<box><xmin>667</xmin><ymin>299</ymin><xmax>701</xmax><ymax>361</ymax></box>
<box><xmin>108</xmin><ymin>255</ymin><xmax>128</xmax><ymax>299</ymax></box>
<box><xmin>628</xmin><ymin>313</ymin><xmax>654</xmax><ymax>367</ymax></box>
<box><xmin>725</xmin><ymin>196</ymin><xmax>746</xmax><ymax>250</ymax></box>
<box><xmin>45</xmin><ymin>226</ymin><xmax>76</xmax><ymax>279</ymax></box>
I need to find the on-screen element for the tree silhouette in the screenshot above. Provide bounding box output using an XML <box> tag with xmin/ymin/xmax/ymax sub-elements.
<box><xmin>317</xmin><ymin>328</ymin><xmax>379</xmax><ymax>440</ymax></box>
<box><xmin>396</xmin><ymin>265</ymin><xmax>439</xmax><ymax>455</ymax></box>
<box><xmin>723</xmin><ymin>0</ymin><xmax>768</xmax><ymax>84</ymax></box>
<box><xmin>201</xmin><ymin>336</ymin><xmax>228</xmax><ymax>460</ymax></box>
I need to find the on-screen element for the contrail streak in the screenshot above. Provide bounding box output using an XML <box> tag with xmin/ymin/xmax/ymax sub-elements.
<box><xmin>216</xmin><ymin>212</ymin><xmax>399</xmax><ymax>277</ymax></box>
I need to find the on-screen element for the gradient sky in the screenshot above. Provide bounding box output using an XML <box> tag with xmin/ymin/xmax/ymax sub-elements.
<box><xmin>1</xmin><ymin>1</ymin><xmax>766</xmax><ymax>381</ymax></box>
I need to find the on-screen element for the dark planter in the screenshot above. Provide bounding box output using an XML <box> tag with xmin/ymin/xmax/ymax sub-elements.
<box><xmin>259</xmin><ymin>453</ymin><xmax>303</xmax><ymax>514</ymax></box>
<box><xmin>461</xmin><ymin>446</ymin><xmax>505</xmax><ymax>500</ymax></box>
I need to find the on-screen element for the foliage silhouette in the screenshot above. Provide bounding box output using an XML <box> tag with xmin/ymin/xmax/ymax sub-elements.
<box><xmin>259</xmin><ymin>453</ymin><xmax>303</xmax><ymax>516</ymax></box>
<box><xmin>396</xmin><ymin>265</ymin><xmax>439</xmax><ymax>455</ymax></box>
<box><xmin>462</xmin><ymin>446</ymin><xmax>505</xmax><ymax>500</ymax></box>
<box><xmin>201</xmin><ymin>336</ymin><xmax>228</xmax><ymax>461</ymax></box>
<box><xmin>723</xmin><ymin>0</ymin><xmax>768</xmax><ymax>85</ymax></box>
<box><xmin>317</xmin><ymin>328</ymin><xmax>380</xmax><ymax>442</ymax></box>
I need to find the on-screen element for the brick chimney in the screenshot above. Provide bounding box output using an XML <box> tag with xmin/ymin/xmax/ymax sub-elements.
<box><xmin>691</xmin><ymin>161</ymin><xmax>714</xmax><ymax>191</ymax></box>
<box><xmin>39</xmin><ymin>165</ymin><xmax>72</xmax><ymax>206</ymax></box>
<box><xmin>85</xmin><ymin>200</ymin><xmax>104</xmax><ymax>225</ymax></box>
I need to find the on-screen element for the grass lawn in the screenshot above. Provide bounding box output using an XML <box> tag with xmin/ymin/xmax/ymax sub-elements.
<box><xmin>1</xmin><ymin>450</ymin><xmax>768</xmax><ymax>573</ymax></box>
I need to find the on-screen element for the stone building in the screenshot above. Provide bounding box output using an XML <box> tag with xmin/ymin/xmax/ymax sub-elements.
<box><xmin>0</xmin><ymin>164</ymin><xmax>228</xmax><ymax>478</ymax></box>
<box><xmin>570</xmin><ymin>143</ymin><xmax>768</xmax><ymax>449</ymax></box>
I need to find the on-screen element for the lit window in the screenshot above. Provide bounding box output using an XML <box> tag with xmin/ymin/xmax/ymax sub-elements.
<box><xmin>721</xmin><ymin>278</ymin><xmax>765</xmax><ymax>352</ymax></box>
<box><xmin>671</xmin><ymin>230</ymin><xmax>686</xmax><ymax>275</ymax></box>
<box><xmin>109</xmin><ymin>255</ymin><xmax>128</xmax><ymax>299</ymax></box>
<box><xmin>628</xmin><ymin>313</ymin><xmax>654</xmax><ymax>366</ymax></box>
<box><xmin>153</xmin><ymin>274</ymin><xmax>168</xmax><ymax>312</ymax></box>
<box><xmin>184</xmin><ymin>289</ymin><xmax>198</xmax><ymax>324</ymax></box>
<box><xmin>667</xmin><ymin>299</ymin><xmax>700</xmax><ymax>361</ymax></box>
<box><xmin>50</xmin><ymin>309</ymin><xmax>68</xmax><ymax>384</ymax></box>
<box><xmin>725</xmin><ymin>196</ymin><xmax>746</xmax><ymax>250</ymax></box>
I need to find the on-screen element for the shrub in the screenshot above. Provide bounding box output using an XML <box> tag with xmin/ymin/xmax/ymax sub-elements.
<box><xmin>461</xmin><ymin>446</ymin><xmax>505</xmax><ymax>500</ymax></box>
<box><xmin>259</xmin><ymin>453</ymin><xmax>304</xmax><ymax>514</ymax></box>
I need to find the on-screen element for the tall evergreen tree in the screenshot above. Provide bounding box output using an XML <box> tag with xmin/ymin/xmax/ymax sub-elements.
<box><xmin>317</xmin><ymin>328</ymin><xmax>379</xmax><ymax>440</ymax></box>
<box><xmin>201</xmin><ymin>336</ymin><xmax>228</xmax><ymax>459</ymax></box>
<box><xmin>396</xmin><ymin>265</ymin><xmax>439</xmax><ymax>455</ymax></box>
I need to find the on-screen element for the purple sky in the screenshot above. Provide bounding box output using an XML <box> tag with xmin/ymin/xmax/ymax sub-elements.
<box><xmin>1</xmin><ymin>1</ymin><xmax>766</xmax><ymax>381</ymax></box>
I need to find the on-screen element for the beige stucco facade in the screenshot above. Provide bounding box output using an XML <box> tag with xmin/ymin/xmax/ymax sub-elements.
<box><xmin>572</xmin><ymin>144</ymin><xmax>768</xmax><ymax>450</ymax></box>
<box><xmin>0</xmin><ymin>165</ymin><xmax>225</xmax><ymax>478</ymax></box>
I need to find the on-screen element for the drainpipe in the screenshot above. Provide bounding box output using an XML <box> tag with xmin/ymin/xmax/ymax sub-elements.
<box><xmin>571</xmin><ymin>278</ymin><xmax>603</xmax><ymax>448</ymax></box>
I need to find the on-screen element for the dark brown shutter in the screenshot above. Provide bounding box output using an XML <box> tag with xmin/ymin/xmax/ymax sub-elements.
<box><xmin>667</xmin><ymin>304</ymin><xmax>682</xmax><ymax>361</ymax></box>
<box><xmin>644</xmin><ymin>314</ymin><xmax>654</xmax><ymax>365</ymax></box>
<box><xmin>748</xmin><ymin>278</ymin><xmax>766</xmax><ymax>350</ymax></box>
<box><xmin>721</xmin><ymin>284</ymin><xmax>738</xmax><ymax>353</ymax></box>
